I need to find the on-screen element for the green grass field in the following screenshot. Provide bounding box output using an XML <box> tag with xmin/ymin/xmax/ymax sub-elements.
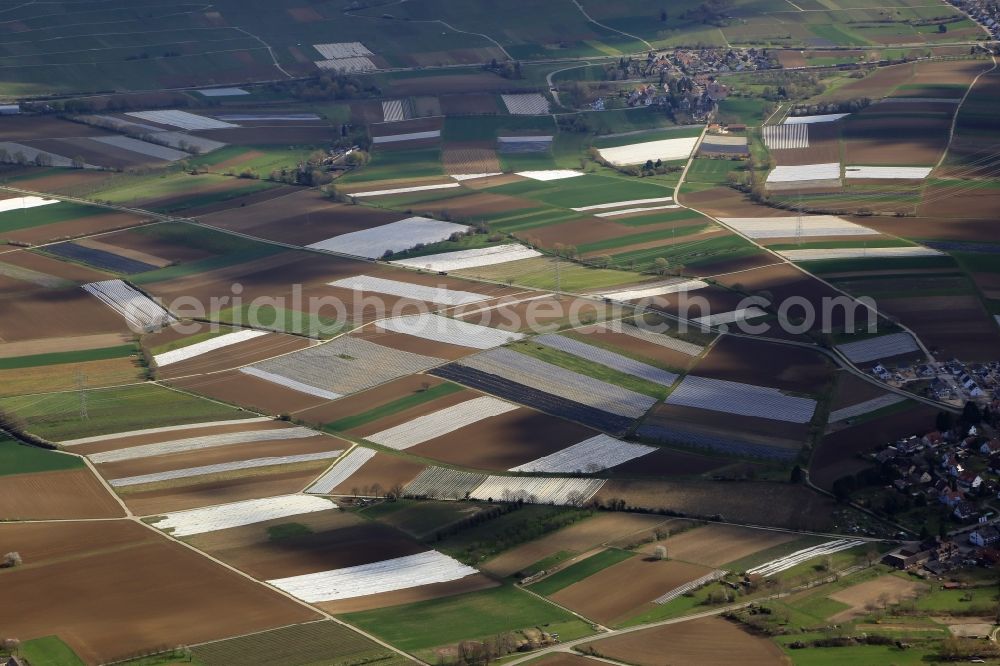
<box><xmin>339</xmin><ymin>148</ymin><xmax>444</xmax><ymax>184</ymax></box>
<box><xmin>0</xmin><ymin>435</ymin><xmax>84</xmax><ymax>476</ymax></box>
<box><xmin>0</xmin><ymin>383</ymin><xmax>250</xmax><ymax>441</ymax></box>
<box><xmin>0</xmin><ymin>201</ymin><xmax>109</xmax><ymax>234</ymax></box>
<box><xmin>324</xmin><ymin>382</ymin><xmax>464</xmax><ymax>431</ymax></box>
<box><xmin>0</xmin><ymin>344</ymin><xmax>136</xmax><ymax>370</ymax></box>
<box><xmin>188</xmin><ymin>145</ymin><xmax>319</xmax><ymax>176</ymax></box>
<box><xmin>16</xmin><ymin>636</ymin><xmax>85</xmax><ymax>666</ymax></box>
<box><xmin>489</xmin><ymin>173</ymin><xmax>674</xmax><ymax>210</ymax></box>
<box><xmin>529</xmin><ymin>548</ymin><xmax>634</xmax><ymax>596</ymax></box>
<box><xmin>512</xmin><ymin>340</ymin><xmax>670</xmax><ymax>398</ymax></box>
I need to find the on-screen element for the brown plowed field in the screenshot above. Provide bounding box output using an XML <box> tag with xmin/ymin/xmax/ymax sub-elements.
<box><xmin>318</xmin><ymin>574</ymin><xmax>499</xmax><ymax>613</ymax></box>
<box><xmin>828</xmin><ymin>575</ymin><xmax>927</xmax><ymax>622</ymax></box>
<box><xmin>355</xmin><ymin>326</ymin><xmax>474</xmax><ymax>361</ymax></box>
<box><xmin>3</xmin><ymin>210</ymin><xmax>147</xmax><ymax>245</ymax></box>
<box><xmin>443</xmin><ymin>142</ymin><xmax>502</xmax><ymax>174</ymax></box>
<box><xmin>294</xmin><ymin>374</ymin><xmax>458</xmax><ymax>425</ymax></box>
<box><xmin>328</xmin><ymin>452</ymin><xmax>426</xmax><ymax>495</ymax></box>
<box><xmin>687</xmin><ymin>252</ymin><xmax>781</xmax><ymax>278</ymax></box>
<box><xmin>772</xmin><ymin>122</ymin><xmax>841</xmax><ymax>166</ymax></box>
<box><xmin>410</xmin><ymin>408</ymin><xmax>598</xmax><ymax>471</ymax></box>
<box><xmin>26</xmin><ymin>137</ymin><xmax>157</xmax><ymax>170</ymax></box>
<box><xmin>811</xmin><ymin>402</ymin><xmax>938</xmax><ymax>490</ymax></box>
<box><xmin>640</xmin><ymin>523</ymin><xmax>797</xmax><ymax>567</ymax></box>
<box><xmin>920</xmin><ymin>186</ymin><xmax>1000</xmax><ymax>218</ymax></box>
<box><xmin>75</xmin><ymin>236</ymin><xmax>171</xmax><ymax>268</ymax></box>
<box><xmin>596</xmin><ymin>479</ymin><xmax>837</xmax><ymax>531</ymax></box>
<box><xmin>168</xmin><ymin>370</ymin><xmax>335</xmax><ymax>414</ymax></box>
<box><xmin>440</xmin><ymin>92</ymin><xmax>500</xmax><ymax>114</ymax></box>
<box><xmin>123</xmin><ymin>465</ymin><xmax>329</xmax><ymax>515</ymax></box>
<box><xmin>194</xmin><ymin>126</ymin><xmax>337</xmax><ymax>144</ymax></box>
<box><xmin>692</xmin><ymin>335</ymin><xmax>833</xmax><ymax>394</ymax></box>
<box><xmin>409</xmin><ymin>191</ymin><xmax>535</xmax><ymax>218</ymax></box>
<box><xmin>609</xmin><ymin>446</ymin><xmax>731</xmax><ymax>477</ymax></box>
<box><xmin>94</xmin><ymin>224</ymin><xmax>219</xmax><ymax>264</ymax></box>
<box><xmin>571</xmin><ymin>325</ymin><xmax>697</xmax><ymax>369</ymax></box>
<box><xmin>828</xmin><ymin>369</ymin><xmax>895</xmax><ymax>410</ymax></box>
<box><xmin>843</xmin><ymin>116</ymin><xmax>950</xmax><ymax>165</ymax></box>
<box><xmin>188</xmin><ymin>512</ymin><xmax>426</xmax><ymax>580</ymax></box>
<box><xmin>481</xmin><ymin>513</ymin><xmax>679</xmax><ymax>577</ymax></box>
<box><xmin>454</xmin><ymin>295</ymin><xmax>615</xmax><ymax>333</ymax></box>
<box><xmin>580</xmin><ymin>617</ymin><xmax>791</xmax><ymax>666</ymax></box>
<box><xmin>644</xmin><ymin>403</ymin><xmax>809</xmax><ymax>447</ymax></box>
<box><xmin>349</xmin><ymin>387</ymin><xmax>478</xmax><ymax>435</ymax></box>
<box><xmin>581</xmin><ymin>227</ymin><xmax>727</xmax><ymax>260</ymax></box>
<box><xmin>0</xmin><ymin>332</ymin><xmax>130</xmax><ymax>358</ymax></box>
<box><xmin>70</xmin><ymin>420</ymin><xmax>294</xmax><ymax>457</ymax></box>
<box><xmin>879</xmin><ymin>294</ymin><xmax>1000</xmax><ymax>360</ymax></box>
<box><xmin>154</xmin><ymin>333</ymin><xmax>315</xmax><ymax>379</ymax></box>
<box><xmin>0</xmin><ymin>167</ymin><xmax>115</xmax><ymax>195</ymax></box>
<box><xmin>0</xmin><ymin>520</ymin><xmax>317</xmax><ymax>665</ymax></box>
<box><xmin>860</xmin><ymin>213</ymin><xmax>997</xmax><ymax>240</ymax></box>
<box><xmin>184</xmin><ymin>184</ymin><xmax>296</xmax><ymax>217</ymax></box>
<box><xmin>646</xmin><ymin>285</ymin><xmax>747</xmax><ymax>321</ymax></box>
<box><xmin>0</xmin><ymin>288</ymin><xmax>129</xmax><ymax>342</ymax></box>
<box><xmin>817</xmin><ymin>62</ymin><xmax>915</xmax><ymax>103</ymax></box>
<box><xmin>520</xmin><ymin>217</ymin><xmax>636</xmax><ymax>247</ymax></box>
<box><xmin>199</xmin><ymin>190</ymin><xmax>401</xmax><ymax>245</ymax></box>
<box><xmin>0</xmin><ymin>116</ymin><xmax>111</xmax><ymax>141</ymax></box>
<box><xmin>0</xmin><ymin>469</ymin><xmax>124</xmax><ymax>519</ymax></box>
<box><xmin>551</xmin><ymin>556</ymin><xmax>714</xmax><ymax>625</ymax></box>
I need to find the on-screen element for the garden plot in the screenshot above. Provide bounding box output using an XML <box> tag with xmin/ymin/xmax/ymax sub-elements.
<box><xmin>390</xmin><ymin>244</ymin><xmax>540</xmax><ymax>271</ymax></box>
<box><xmin>244</xmin><ymin>337</ymin><xmax>443</xmax><ymax>399</ymax></box>
<box><xmin>497</xmin><ymin>135</ymin><xmax>552</xmax><ymax>153</ymax></box>
<box><xmin>153</xmin><ymin>329</ymin><xmax>268</xmax><ymax>367</ymax></box>
<box><xmin>572</xmin><ymin>197</ymin><xmax>674</xmax><ymax>212</ymax></box>
<box><xmin>315</xmin><ymin>57</ymin><xmax>378</xmax><ymax>73</ymax></box>
<box><xmin>109</xmin><ymin>451</ymin><xmax>343</xmax><ymax>487</ymax></box>
<box><xmin>665</xmin><ymin>375</ymin><xmax>817</xmax><ymax>423</ymax></box>
<box><xmin>328</xmin><ymin>274</ymin><xmax>488</xmax><ymax>306</ymax></box>
<box><xmin>509</xmin><ymin>434</ymin><xmax>655</xmax><ymax>473</ymax></box>
<box><xmin>779</xmin><ymin>246</ymin><xmax>941</xmax><ymax>261</ymax></box>
<box><xmin>597</xmin><ymin>321</ymin><xmax>705</xmax><ymax>356</ymax></box>
<box><xmin>718</xmin><ymin>215</ymin><xmax>877</xmax><ymax>239</ymax></box>
<box><xmin>746</xmin><ymin>539</ymin><xmax>865</xmax><ymax>576</ymax></box>
<box><xmin>91</xmin><ymin>135</ymin><xmax>189</xmax><ymax>161</ymax></box>
<box><xmin>348</xmin><ymin>182</ymin><xmax>458</xmax><ymax>197</ymax></box>
<box><xmin>534</xmin><ymin>334</ymin><xmax>678</xmax><ymax>386</ymax></box>
<box><xmin>82</xmin><ymin>279</ymin><xmax>175</xmax><ymax>330</ymax></box>
<box><xmin>836</xmin><ymin>331</ymin><xmax>921</xmax><ymax>363</ymax></box>
<box><xmin>469</xmin><ymin>476</ymin><xmax>606</xmax><ymax>505</ymax></box>
<box><xmin>267</xmin><ymin>550</ymin><xmax>477</xmax><ymax>603</ymax></box>
<box><xmin>364</xmin><ymin>396</ymin><xmax>518</xmax><ymax>450</ymax></box>
<box><xmin>371</xmin><ymin>130</ymin><xmax>440</xmax><ymax>145</ymax></box>
<box><xmin>596</xmin><ymin>136</ymin><xmax>699</xmax><ymax>166</ymax></box>
<box><xmin>515</xmin><ymin>170</ymin><xmax>584</xmax><ymax>181</ymax></box>
<box><xmin>785</xmin><ymin>113</ymin><xmax>849</xmax><ymax>124</ymax></box>
<box><xmin>0</xmin><ymin>141</ymin><xmax>86</xmax><ymax>168</ymax></box>
<box><xmin>197</xmin><ymin>87</ymin><xmax>249</xmax><ymax>97</ymax></box>
<box><xmin>501</xmin><ymin>93</ymin><xmax>550</xmax><ymax>115</ymax></box>
<box><xmin>313</xmin><ymin>42</ymin><xmax>374</xmax><ymax>59</ymax></box>
<box><xmin>306</xmin><ymin>217</ymin><xmax>469</xmax><ymax>258</ymax></box>
<box><xmin>453</xmin><ymin>348</ymin><xmax>657</xmax><ymax>419</ymax></box>
<box><xmin>60</xmin><ymin>417</ymin><xmax>271</xmax><ymax>446</ymax></box>
<box><xmin>378</xmin><ymin>314</ymin><xmax>523</xmax><ymax>349</ymax></box>
<box><xmin>126</xmin><ymin>110</ymin><xmax>238</xmax><ymax>131</ymax></box>
<box><xmin>766</xmin><ymin>162</ymin><xmax>840</xmax><ymax>184</ymax></box>
<box><xmin>150</xmin><ymin>494</ymin><xmax>334</xmax><ymax>536</ymax></box>
<box><xmin>691</xmin><ymin>306</ymin><xmax>768</xmax><ymax>327</ymax></box>
<box><xmin>404</xmin><ymin>466</ymin><xmax>488</xmax><ymax>499</ymax></box>
<box><xmin>844</xmin><ymin>166</ymin><xmax>933</xmax><ymax>179</ymax></box>
<box><xmin>307</xmin><ymin>447</ymin><xmax>377</xmax><ymax>494</ymax></box>
<box><xmin>762</xmin><ymin>124</ymin><xmax>808</xmax><ymax>150</ymax></box>
<box><xmin>828</xmin><ymin>393</ymin><xmax>906</xmax><ymax>422</ymax></box>
<box><xmin>0</xmin><ymin>195</ymin><xmax>58</xmax><ymax>212</ymax></box>
<box><xmin>88</xmin><ymin>426</ymin><xmax>321</xmax><ymax>464</ymax></box>
<box><xmin>599</xmin><ymin>279</ymin><xmax>708</xmax><ymax>302</ymax></box>
<box><xmin>382</xmin><ymin>100</ymin><xmax>406</xmax><ymax>122</ymax></box>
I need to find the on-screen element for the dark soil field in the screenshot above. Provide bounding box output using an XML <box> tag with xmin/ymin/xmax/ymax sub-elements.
<box><xmin>0</xmin><ymin>287</ymin><xmax>129</xmax><ymax>341</ymax></box>
<box><xmin>609</xmin><ymin>446</ymin><xmax>731</xmax><ymax>477</ymax></box>
<box><xmin>0</xmin><ymin>520</ymin><xmax>317</xmax><ymax>665</ymax></box>
<box><xmin>154</xmin><ymin>333</ymin><xmax>315</xmax><ymax>379</ymax></box>
<box><xmin>0</xmin><ymin>116</ymin><xmax>112</xmax><ymax>141</ymax></box>
<box><xmin>878</xmin><ymin>294</ymin><xmax>1000</xmax><ymax>361</ymax></box>
<box><xmin>327</xmin><ymin>452</ymin><xmax>427</xmax><ymax>496</ymax></box>
<box><xmin>294</xmin><ymin>375</ymin><xmax>462</xmax><ymax>425</ymax></box>
<box><xmin>842</xmin><ymin>115</ymin><xmax>950</xmax><ymax>165</ymax></box>
<box><xmin>691</xmin><ymin>335</ymin><xmax>833</xmax><ymax>394</ymax></box>
<box><xmin>316</xmin><ymin>573</ymin><xmax>498</xmax><ymax>614</ymax></box>
<box><xmin>3</xmin><ymin>209</ymin><xmax>148</xmax><ymax>245</ymax></box>
<box><xmin>194</xmin><ymin>125</ymin><xmax>337</xmax><ymax>145</ymax></box>
<box><xmin>354</xmin><ymin>326</ymin><xmax>474</xmax><ymax>361</ymax></box>
<box><xmin>572</xmin><ymin>324</ymin><xmax>699</xmax><ymax>372</ymax></box>
<box><xmin>168</xmin><ymin>370</ymin><xmax>336</xmax><ymax>414</ymax></box>
<box><xmin>771</xmin><ymin>122</ymin><xmax>841</xmax><ymax>166</ymax></box>
<box><xmin>0</xmin><ymin>468</ymin><xmax>124</xmax><ymax>519</ymax></box>
<box><xmin>1</xmin><ymin>247</ymin><xmax>112</xmax><ymax>283</ymax></box>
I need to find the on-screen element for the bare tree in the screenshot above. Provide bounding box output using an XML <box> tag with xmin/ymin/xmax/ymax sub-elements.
<box><xmin>2</xmin><ymin>551</ymin><xmax>21</xmax><ymax>568</ymax></box>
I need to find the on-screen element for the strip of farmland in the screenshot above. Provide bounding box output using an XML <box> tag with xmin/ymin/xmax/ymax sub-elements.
<box><xmin>149</xmin><ymin>494</ymin><xmax>334</xmax><ymax>536</ymax></box>
<box><xmin>390</xmin><ymin>244</ymin><xmax>541</xmax><ymax>271</ymax></box>
<box><xmin>766</xmin><ymin>162</ymin><xmax>840</xmax><ymax>184</ymax></box>
<box><xmin>371</xmin><ymin>130</ymin><xmax>441</xmax><ymax>144</ymax></box>
<box><xmin>109</xmin><ymin>451</ymin><xmax>344</xmax><ymax>487</ymax></box>
<box><xmin>718</xmin><ymin>215</ymin><xmax>877</xmax><ymax>239</ymax></box>
<box><xmin>778</xmin><ymin>247</ymin><xmax>941</xmax><ymax>261</ymax></box>
<box><xmin>784</xmin><ymin>113</ymin><xmax>849</xmax><ymax>124</ymax></box>
<box><xmin>244</xmin><ymin>337</ymin><xmax>443</xmax><ymax>398</ymax></box>
<box><xmin>594</xmin><ymin>204</ymin><xmax>681</xmax><ymax>217</ymax></box>
<box><xmin>315</xmin><ymin>56</ymin><xmax>378</xmax><ymax>73</ymax></box>
<box><xmin>637</xmin><ymin>422</ymin><xmax>799</xmax><ymax>460</ymax></box>
<box><xmin>762</xmin><ymin>124</ymin><xmax>809</xmax><ymax>150</ymax></box>
<box><xmin>307</xmin><ymin>217</ymin><xmax>468</xmax><ymax>257</ymax></box>
<box><xmin>469</xmin><ymin>476</ymin><xmax>606</xmax><ymax>505</ymax></box>
<box><xmin>153</xmin><ymin>329</ymin><xmax>269</xmax><ymax>367</ymax></box>
<box><xmin>60</xmin><ymin>417</ymin><xmax>272</xmax><ymax>446</ymax></box>
<box><xmin>509</xmin><ymin>434</ymin><xmax>655</xmax><ymax>473</ymax></box>
<box><xmin>88</xmin><ymin>426</ymin><xmax>321</xmax><ymax>464</ymax></box>
<box><xmin>378</xmin><ymin>314</ymin><xmax>523</xmax><ymax>349</ymax></box>
<box><xmin>691</xmin><ymin>306</ymin><xmax>768</xmax><ymax>326</ymax></box>
<box><xmin>828</xmin><ymin>393</ymin><xmax>907</xmax><ymax>422</ymax></box>
<box><xmin>90</xmin><ymin>135</ymin><xmax>189</xmax><ymax>161</ymax></box>
<box><xmin>313</xmin><ymin>42</ymin><xmax>374</xmax><ymax>59</ymax></box>
<box><xmin>836</xmin><ymin>332</ymin><xmax>921</xmax><ymax>363</ymax></box>
<box><xmin>597</xmin><ymin>136</ymin><xmax>700</xmax><ymax>166</ymax></box>
<box><xmin>82</xmin><ymin>279</ymin><xmax>175</xmax><ymax>330</ymax></box>
<box><xmin>307</xmin><ymin>447</ymin><xmax>377</xmax><ymax>494</ymax></box>
<box><xmin>0</xmin><ymin>195</ymin><xmax>58</xmax><ymax>212</ymax></box>
<box><xmin>329</xmin><ymin>274</ymin><xmax>488</xmax><ymax>306</ymax></box>
<box><xmin>597</xmin><ymin>321</ymin><xmax>705</xmax><ymax>356</ymax></box>
<box><xmin>268</xmin><ymin>550</ymin><xmax>478</xmax><ymax>602</ymax></box>
<box><xmin>571</xmin><ymin>197</ymin><xmax>675</xmax><ymax>212</ymax></box>
<box><xmin>514</xmin><ymin>170</ymin><xmax>584</xmax><ymax>181</ymax></box>
<box><xmin>844</xmin><ymin>166</ymin><xmax>933</xmax><ymax>179</ymax></box>
<box><xmin>534</xmin><ymin>334</ymin><xmax>678</xmax><ymax>386</ymax></box>
<box><xmin>365</xmin><ymin>396</ymin><xmax>519</xmax><ymax>450</ymax></box>
<box><xmin>665</xmin><ymin>375</ymin><xmax>817</xmax><ymax>423</ymax></box>
<box><xmin>404</xmin><ymin>466</ymin><xmax>488</xmax><ymax>499</ymax></box>
<box><xmin>747</xmin><ymin>539</ymin><xmax>865</xmax><ymax>576</ymax></box>
<box><xmin>600</xmin><ymin>279</ymin><xmax>708</xmax><ymax>301</ymax></box>
<box><xmin>240</xmin><ymin>367</ymin><xmax>344</xmax><ymax>400</ymax></box>
<box><xmin>501</xmin><ymin>93</ymin><xmax>550</xmax><ymax>115</ymax></box>
<box><xmin>126</xmin><ymin>110</ymin><xmax>238</xmax><ymax>131</ymax></box>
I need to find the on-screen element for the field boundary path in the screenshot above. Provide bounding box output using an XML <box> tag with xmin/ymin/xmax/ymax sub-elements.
<box><xmin>935</xmin><ymin>53</ymin><xmax>998</xmax><ymax>170</ymax></box>
<box><xmin>569</xmin><ymin>0</ymin><xmax>653</xmax><ymax>51</ymax></box>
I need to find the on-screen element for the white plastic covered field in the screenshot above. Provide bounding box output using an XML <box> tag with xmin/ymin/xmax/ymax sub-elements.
<box><xmin>600</xmin><ymin>279</ymin><xmax>708</xmax><ymax>301</ymax></box>
<box><xmin>268</xmin><ymin>550</ymin><xmax>478</xmax><ymax>602</ymax></box>
<box><xmin>307</xmin><ymin>447</ymin><xmax>377</xmax><ymax>494</ymax></box>
<box><xmin>597</xmin><ymin>321</ymin><xmax>705</xmax><ymax>356</ymax></box>
<box><xmin>572</xmin><ymin>197</ymin><xmax>674</xmax><ymax>212</ymax></box>
<box><xmin>450</xmin><ymin>173</ymin><xmax>503</xmax><ymax>181</ymax></box>
<box><xmin>666</xmin><ymin>375</ymin><xmax>817</xmax><ymax>423</ymax></box>
<box><xmin>597</xmin><ymin>136</ymin><xmax>699</xmax><ymax>166</ymax></box>
<box><xmin>718</xmin><ymin>215</ymin><xmax>877</xmax><ymax>239</ymax></box>
<box><xmin>328</xmin><ymin>274</ymin><xmax>488</xmax><ymax>306</ymax></box>
<box><xmin>365</xmin><ymin>396</ymin><xmax>519</xmax><ymax>450</ymax></box>
<box><xmin>766</xmin><ymin>163</ymin><xmax>840</xmax><ymax>183</ymax></box>
<box><xmin>784</xmin><ymin>113</ymin><xmax>849</xmax><ymax>124</ymax></box>
<box><xmin>109</xmin><ymin>451</ymin><xmax>343</xmax><ymax>487</ymax></box>
<box><xmin>91</xmin><ymin>135</ymin><xmax>189</xmax><ymax>161</ymax></box>
<box><xmin>844</xmin><ymin>166</ymin><xmax>933</xmax><ymax>179</ymax></box>
<box><xmin>126</xmin><ymin>110</ymin><xmax>238</xmax><ymax>131</ymax></box>
<box><xmin>197</xmin><ymin>87</ymin><xmax>249</xmax><ymax>97</ymax></box>
<box><xmin>691</xmin><ymin>306</ymin><xmax>768</xmax><ymax>327</ymax></box>
<box><xmin>150</xmin><ymin>494</ymin><xmax>334</xmax><ymax>536</ymax></box>
<box><xmin>306</xmin><ymin>217</ymin><xmax>469</xmax><ymax>258</ymax></box>
<box><xmin>469</xmin><ymin>476</ymin><xmax>606</xmax><ymax>505</ymax></box>
<box><xmin>347</xmin><ymin>182</ymin><xmax>458</xmax><ymax>197</ymax></box>
<box><xmin>82</xmin><ymin>279</ymin><xmax>175</xmax><ymax>330</ymax></box>
<box><xmin>60</xmin><ymin>417</ymin><xmax>271</xmax><ymax>446</ymax></box>
<box><xmin>0</xmin><ymin>142</ymin><xmax>82</xmax><ymax>168</ymax></box>
<box><xmin>501</xmin><ymin>93</ymin><xmax>551</xmax><ymax>115</ymax></box>
<box><xmin>371</xmin><ymin>130</ymin><xmax>441</xmax><ymax>144</ymax></box>
<box><xmin>509</xmin><ymin>434</ymin><xmax>655</xmax><ymax>473</ymax></box>
<box><xmin>515</xmin><ymin>170</ymin><xmax>584</xmax><ymax>181</ymax></box>
<box><xmin>313</xmin><ymin>42</ymin><xmax>374</xmax><ymax>59</ymax></box>
<box><xmin>762</xmin><ymin>124</ymin><xmax>809</xmax><ymax>150</ymax></box>
<box><xmin>748</xmin><ymin>539</ymin><xmax>865</xmax><ymax>576</ymax></box>
<box><xmin>378</xmin><ymin>314</ymin><xmax>523</xmax><ymax>349</ymax></box>
<box><xmin>534</xmin><ymin>334</ymin><xmax>678</xmax><ymax>386</ymax></box>
<box><xmin>828</xmin><ymin>393</ymin><xmax>906</xmax><ymax>422</ymax></box>
<box><xmin>390</xmin><ymin>244</ymin><xmax>541</xmax><ymax>271</ymax></box>
<box><xmin>836</xmin><ymin>331</ymin><xmax>921</xmax><ymax>363</ymax></box>
<box><xmin>88</xmin><ymin>426</ymin><xmax>320</xmax><ymax>464</ymax></box>
<box><xmin>778</xmin><ymin>246</ymin><xmax>941</xmax><ymax>261</ymax></box>
<box><xmin>0</xmin><ymin>196</ymin><xmax>59</xmax><ymax>213</ymax></box>
<box><xmin>153</xmin><ymin>329</ymin><xmax>269</xmax><ymax>367</ymax></box>
<box><xmin>314</xmin><ymin>57</ymin><xmax>378</xmax><ymax>73</ymax></box>
<box><xmin>594</xmin><ymin>204</ymin><xmax>680</xmax><ymax>217</ymax></box>
<box><xmin>240</xmin><ymin>367</ymin><xmax>343</xmax><ymax>400</ymax></box>
<box><xmin>382</xmin><ymin>100</ymin><xmax>405</xmax><ymax>122</ymax></box>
